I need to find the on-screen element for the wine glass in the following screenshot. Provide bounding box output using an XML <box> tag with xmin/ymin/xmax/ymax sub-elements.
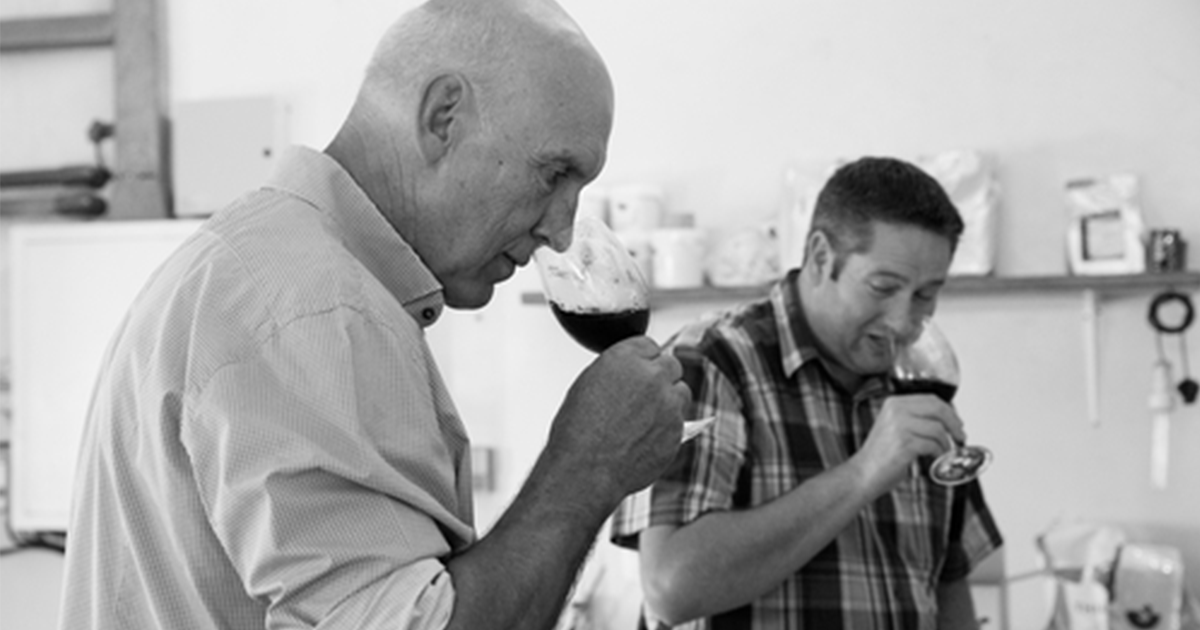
<box><xmin>890</xmin><ymin>317</ymin><xmax>992</xmax><ymax>486</ymax></box>
<box><xmin>535</xmin><ymin>216</ymin><xmax>714</xmax><ymax>442</ymax></box>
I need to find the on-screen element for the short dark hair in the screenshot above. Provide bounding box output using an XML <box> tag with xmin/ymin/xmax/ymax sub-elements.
<box><xmin>807</xmin><ymin>156</ymin><xmax>964</xmax><ymax>278</ymax></box>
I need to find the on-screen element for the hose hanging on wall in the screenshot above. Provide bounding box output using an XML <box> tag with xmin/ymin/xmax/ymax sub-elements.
<box><xmin>1148</xmin><ymin>289</ymin><xmax>1197</xmax><ymax>404</ymax></box>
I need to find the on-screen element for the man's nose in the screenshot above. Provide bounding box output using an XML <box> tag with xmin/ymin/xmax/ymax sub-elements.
<box><xmin>885</xmin><ymin>302</ymin><xmax>925</xmax><ymax>344</ymax></box>
<box><xmin>543</xmin><ymin>223</ymin><xmax>574</xmax><ymax>252</ymax></box>
<box><xmin>534</xmin><ymin>200</ymin><xmax>577</xmax><ymax>253</ymax></box>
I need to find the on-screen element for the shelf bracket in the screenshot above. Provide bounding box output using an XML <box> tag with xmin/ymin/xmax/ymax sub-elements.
<box><xmin>1082</xmin><ymin>289</ymin><xmax>1101</xmax><ymax>427</ymax></box>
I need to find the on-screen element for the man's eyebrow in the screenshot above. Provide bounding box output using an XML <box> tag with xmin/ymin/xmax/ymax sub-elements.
<box><xmin>868</xmin><ymin>270</ymin><xmax>908</xmax><ymax>282</ymax></box>
<box><xmin>542</xmin><ymin>152</ymin><xmax>580</xmax><ymax>171</ymax></box>
<box><xmin>869</xmin><ymin>269</ymin><xmax>946</xmax><ymax>288</ymax></box>
<box><xmin>540</xmin><ymin>150</ymin><xmax>598</xmax><ymax>179</ymax></box>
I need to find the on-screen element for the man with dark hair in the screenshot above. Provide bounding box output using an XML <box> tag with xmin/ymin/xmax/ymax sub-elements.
<box><xmin>810</xmin><ymin>157</ymin><xmax>967</xmax><ymax>279</ymax></box>
<box><xmin>612</xmin><ymin>156</ymin><xmax>1002</xmax><ymax>629</ymax></box>
<box><xmin>58</xmin><ymin>1</ymin><xmax>688</xmax><ymax>629</ymax></box>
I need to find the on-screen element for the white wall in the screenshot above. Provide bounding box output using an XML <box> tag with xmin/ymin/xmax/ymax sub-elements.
<box><xmin>3</xmin><ymin>1</ymin><xmax>1199</xmax><ymax>629</ymax></box>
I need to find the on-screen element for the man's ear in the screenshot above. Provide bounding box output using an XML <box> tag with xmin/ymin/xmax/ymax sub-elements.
<box><xmin>417</xmin><ymin>73</ymin><xmax>472</xmax><ymax>164</ymax></box>
<box><xmin>806</xmin><ymin>230</ymin><xmax>834</xmax><ymax>281</ymax></box>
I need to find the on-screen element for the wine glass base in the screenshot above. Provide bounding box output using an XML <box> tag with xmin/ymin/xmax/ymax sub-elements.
<box><xmin>929</xmin><ymin>445</ymin><xmax>993</xmax><ymax>487</ymax></box>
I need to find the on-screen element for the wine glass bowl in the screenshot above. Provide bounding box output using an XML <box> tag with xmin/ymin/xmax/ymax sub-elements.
<box><xmin>890</xmin><ymin>318</ymin><xmax>992</xmax><ymax>486</ymax></box>
<box><xmin>535</xmin><ymin>216</ymin><xmax>715</xmax><ymax>441</ymax></box>
<box><xmin>534</xmin><ymin>216</ymin><xmax>652</xmax><ymax>353</ymax></box>
<box><xmin>890</xmin><ymin>319</ymin><xmax>960</xmax><ymax>397</ymax></box>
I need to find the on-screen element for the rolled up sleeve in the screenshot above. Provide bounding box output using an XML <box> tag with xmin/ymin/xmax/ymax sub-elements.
<box><xmin>183</xmin><ymin>306</ymin><xmax>471</xmax><ymax>629</ymax></box>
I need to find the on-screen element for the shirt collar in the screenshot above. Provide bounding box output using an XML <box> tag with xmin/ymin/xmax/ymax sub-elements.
<box><xmin>772</xmin><ymin>267</ymin><xmax>822</xmax><ymax>378</ymax></box>
<box><xmin>264</xmin><ymin>146</ymin><xmax>445</xmax><ymax>327</ymax></box>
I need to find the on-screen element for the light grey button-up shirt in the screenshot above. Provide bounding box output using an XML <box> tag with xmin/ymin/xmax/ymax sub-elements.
<box><xmin>59</xmin><ymin>146</ymin><xmax>474</xmax><ymax>629</ymax></box>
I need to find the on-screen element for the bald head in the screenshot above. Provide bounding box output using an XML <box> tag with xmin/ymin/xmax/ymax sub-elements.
<box><xmin>326</xmin><ymin>0</ymin><xmax>615</xmax><ymax>309</ymax></box>
<box><xmin>353</xmin><ymin>0</ymin><xmax>609</xmax><ymax>132</ymax></box>
<box><xmin>328</xmin><ymin>0</ymin><xmax>611</xmax><ymax>194</ymax></box>
<box><xmin>375</xmin><ymin>0</ymin><xmax>595</xmax><ymax>67</ymax></box>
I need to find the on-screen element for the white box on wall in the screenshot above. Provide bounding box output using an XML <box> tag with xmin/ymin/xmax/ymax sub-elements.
<box><xmin>171</xmin><ymin>96</ymin><xmax>289</xmax><ymax>218</ymax></box>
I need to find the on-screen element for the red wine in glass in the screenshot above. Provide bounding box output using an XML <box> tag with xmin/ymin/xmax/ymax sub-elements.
<box><xmin>549</xmin><ymin>303</ymin><xmax>651</xmax><ymax>354</ymax></box>
<box><xmin>890</xmin><ymin>378</ymin><xmax>958</xmax><ymax>404</ymax></box>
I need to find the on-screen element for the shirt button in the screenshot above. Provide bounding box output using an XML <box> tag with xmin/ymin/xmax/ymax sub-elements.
<box><xmin>422</xmin><ymin>307</ymin><xmax>436</xmax><ymax>321</ymax></box>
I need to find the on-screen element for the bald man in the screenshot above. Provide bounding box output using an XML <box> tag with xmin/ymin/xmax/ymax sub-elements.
<box><xmin>57</xmin><ymin>1</ymin><xmax>688</xmax><ymax>629</ymax></box>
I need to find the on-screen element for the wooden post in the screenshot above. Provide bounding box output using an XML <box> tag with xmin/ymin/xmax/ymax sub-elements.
<box><xmin>111</xmin><ymin>0</ymin><xmax>170</xmax><ymax>219</ymax></box>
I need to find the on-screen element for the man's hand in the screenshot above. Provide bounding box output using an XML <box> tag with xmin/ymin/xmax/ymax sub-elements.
<box><xmin>850</xmin><ymin>394</ymin><xmax>965</xmax><ymax>497</ymax></box>
<box><xmin>545</xmin><ymin>335</ymin><xmax>690</xmax><ymax>503</ymax></box>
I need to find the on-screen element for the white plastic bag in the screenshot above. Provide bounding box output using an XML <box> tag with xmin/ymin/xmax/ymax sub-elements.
<box><xmin>1064</xmin><ymin>174</ymin><xmax>1147</xmax><ymax>275</ymax></box>
<box><xmin>1112</xmin><ymin>544</ymin><xmax>1185</xmax><ymax>630</ymax></box>
<box><xmin>1038</xmin><ymin>521</ymin><xmax>1127</xmax><ymax>630</ymax></box>
<box><xmin>1036</xmin><ymin>521</ymin><xmax>1200</xmax><ymax>630</ymax></box>
<box><xmin>915</xmin><ymin>149</ymin><xmax>1001</xmax><ymax>277</ymax></box>
<box><xmin>707</xmin><ymin>223</ymin><xmax>780</xmax><ymax>287</ymax></box>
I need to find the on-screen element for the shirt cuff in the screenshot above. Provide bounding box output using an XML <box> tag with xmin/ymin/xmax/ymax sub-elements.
<box><xmin>311</xmin><ymin>558</ymin><xmax>455</xmax><ymax>630</ymax></box>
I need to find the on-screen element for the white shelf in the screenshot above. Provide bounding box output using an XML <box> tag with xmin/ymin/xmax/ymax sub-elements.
<box><xmin>521</xmin><ymin>271</ymin><xmax>1200</xmax><ymax>306</ymax></box>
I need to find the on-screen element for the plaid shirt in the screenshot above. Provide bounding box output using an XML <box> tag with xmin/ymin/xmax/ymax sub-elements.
<box><xmin>611</xmin><ymin>269</ymin><xmax>1003</xmax><ymax>630</ymax></box>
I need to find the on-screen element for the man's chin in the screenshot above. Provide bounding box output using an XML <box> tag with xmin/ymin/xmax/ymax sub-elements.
<box><xmin>443</xmin><ymin>281</ymin><xmax>496</xmax><ymax>310</ymax></box>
